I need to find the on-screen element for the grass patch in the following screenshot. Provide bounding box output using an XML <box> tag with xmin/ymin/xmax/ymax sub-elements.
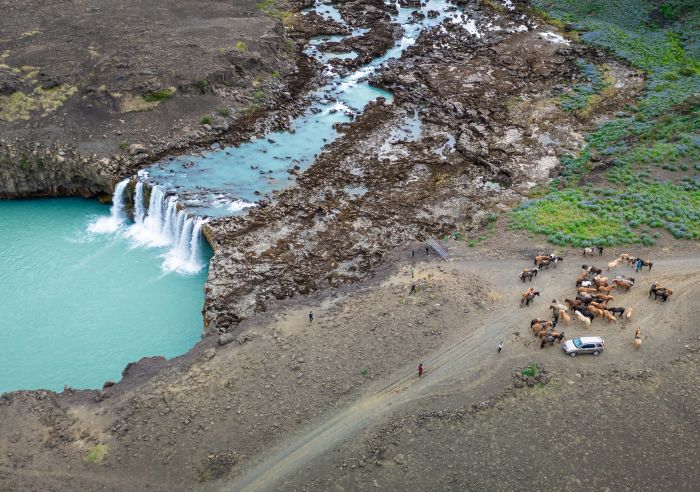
<box><xmin>256</xmin><ymin>0</ymin><xmax>293</xmax><ymax>23</ymax></box>
<box><xmin>516</xmin><ymin>0</ymin><xmax>700</xmax><ymax>246</ymax></box>
<box><xmin>235</xmin><ymin>41</ymin><xmax>248</xmax><ymax>52</ymax></box>
<box><xmin>201</xmin><ymin>115</ymin><xmax>213</xmax><ymax>125</ymax></box>
<box><xmin>217</xmin><ymin>107</ymin><xmax>231</xmax><ymax>118</ymax></box>
<box><xmin>143</xmin><ymin>87</ymin><xmax>175</xmax><ymax>103</ymax></box>
<box><xmin>84</xmin><ymin>444</ymin><xmax>108</xmax><ymax>464</ymax></box>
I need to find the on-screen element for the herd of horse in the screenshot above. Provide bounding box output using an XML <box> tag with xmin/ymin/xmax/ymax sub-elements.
<box><xmin>519</xmin><ymin>250</ymin><xmax>673</xmax><ymax>350</ymax></box>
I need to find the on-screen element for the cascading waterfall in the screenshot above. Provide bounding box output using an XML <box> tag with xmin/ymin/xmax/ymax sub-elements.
<box><xmin>87</xmin><ymin>179</ymin><xmax>130</xmax><ymax>233</ymax></box>
<box><xmin>92</xmin><ymin>182</ymin><xmax>208</xmax><ymax>274</ymax></box>
<box><xmin>134</xmin><ymin>181</ymin><xmax>145</xmax><ymax>224</ymax></box>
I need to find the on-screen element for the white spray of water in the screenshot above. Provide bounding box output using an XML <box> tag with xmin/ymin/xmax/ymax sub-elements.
<box><xmin>88</xmin><ymin>179</ymin><xmax>130</xmax><ymax>233</ymax></box>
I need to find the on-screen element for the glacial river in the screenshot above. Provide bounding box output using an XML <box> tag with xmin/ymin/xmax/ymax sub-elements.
<box><xmin>0</xmin><ymin>0</ymin><xmax>481</xmax><ymax>393</ymax></box>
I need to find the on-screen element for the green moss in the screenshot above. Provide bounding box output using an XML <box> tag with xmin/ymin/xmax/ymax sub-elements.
<box><xmin>0</xmin><ymin>84</ymin><xmax>77</xmax><ymax>121</ymax></box>
<box><xmin>84</xmin><ymin>444</ymin><xmax>108</xmax><ymax>464</ymax></box>
<box><xmin>234</xmin><ymin>41</ymin><xmax>248</xmax><ymax>52</ymax></box>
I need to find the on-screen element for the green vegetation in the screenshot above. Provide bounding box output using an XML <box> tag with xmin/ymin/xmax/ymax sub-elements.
<box><xmin>252</xmin><ymin>89</ymin><xmax>266</xmax><ymax>104</ymax></box>
<box><xmin>513</xmin><ymin>0</ymin><xmax>700</xmax><ymax>246</ymax></box>
<box><xmin>360</xmin><ymin>368</ymin><xmax>369</xmax><ymax>376</ymax></box>
<box><xmin>143</xmin><ymin>87</ymin><xmax>175</xmax><ymax>103</ymax></box>
<box><xmin>522</xmin><ymin>363</ymin><xmax>539</xmax><ymax>378</ymax></box>
<box><xmin>195</xmin><ymin>79</ymin><xmax>209</xmax><ymax>94</ymax></box>
<box><xmin>256</xmin><ymin>0</ymin><xmax>293</xmax><ymax>23</ymax></box>
<box><xmin>235</xmin><ymin>41</ymin><xmax>248</xmax><ymax>52</ymax></box>
<box><xmin>0</xmin><ymin>84</ymin><xmax>77</xmax><ymax>121</ymax></box>
<box><xmin>201</xmin><ymin>115</ymin><xmax>213</xmax><ymax>125</ymax></box>
<box><xmin>84</xmin><ymin>444</ymin><xmax>108</xmax><ymax>464</ymax></box>
<box><xmin>217</xmin><ymin>107</ymin><xmax>231</xmax><ymax>118</ymax></box>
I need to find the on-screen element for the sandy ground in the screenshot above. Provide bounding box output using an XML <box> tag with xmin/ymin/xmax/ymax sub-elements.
<box><xmin>1</xmin><ymin>227</ymin><xmax>698</xmax><ymax>491</ymax></box>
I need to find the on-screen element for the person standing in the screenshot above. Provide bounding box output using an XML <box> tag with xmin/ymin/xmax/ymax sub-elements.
<box><xmin>418</xmin><ymin>363</ymin><xmax>424</xmax><ymax>378</ymax></box>
<box><xmin>425</xmin><ymin>246</ymin><xmax>430</xmax><ymax>256</ymax></box>
<box><xmin>412</xmin><ymin>249</ymin><xmax>415</xmax><ymax>259</ymax></box>
<box><xmin>409</xmin><ymin>283</ymin><xmax>416</xmax><ymax>295</ymax></box>
<box><xmin>308</xmin><ymin>310</ymin><xmax>314</xmax><ymax>324</ymax></box>
<box><xmin>636</xmin><ymin>258</ymin><xmax>643</xmax><ymax>272</ymax></box>
<box><xmin>497</xmin><ymin>340</ymin><xmax>504</xmax><ymax>354</ymax></box>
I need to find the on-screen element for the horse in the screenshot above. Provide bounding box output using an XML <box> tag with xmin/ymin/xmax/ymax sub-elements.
<box><xmin>607</xmin><ymin>306</ymin><xmax>626</xmax><ymax>318</ymax></box>
<box><xmin>550</xmin><ymin>300</ymin><xmax>568</xmax><ymax>312</ymax></box>
<box><xmin>634</xmin><ymin>328</ymin><xmax>642</xmax><ymax>350</ymax></box>
<box><xmin>560</xmin><ymin>311</ymin><xmax>571</xmax><ymax>325</ymax></box>
<box><xmin>585</xmin><ymin>266</ymin><xmax>603</xmax><ymax>276</ymax></box>
<box><xmin>596</xmin><ymin>294</ymin><xmax>614</xmax><ymax>303</ymax></box>
<box><xmin>625</xmin><ymin>307</ymin><xmax>632</xmax><ymax>321</ymax></box>
<box><xmin>607</xmin><ymin>258</ymin><xmax>622</xmax><ymax>271</ymax></box>
<box><xmin>576</xmin><ymin>293</ymin><xmax>592</xmax><ymax>302</ymax></box>
<box><xmin>577</xmin><ymin>308</ymin><xmax>595</xmax><ymax>320</ymax></box>
<box><xmin>652</xmin><ymin>287</ymin><xmax>673</xmax><ymax>302</ymax></box>
<box><xmin>601</xmin><ymin>310</ymin><xmax>617</xmax><ymax>323</ymax></box>
<box><xmin>549</xmin><ymin>331</ymin><xmax>565</xmax><ymax>343</ymax></box>
<box><xmin>588</xmin><ymin>306</ymin><xmax>603</xmax><ymax>318</ymax></box>
<box><xmin>575</xmin><ymin>310</ymin><xmax>591</xmax><ymax>327</ymax></box>
<box><xmin>577</xmin><ymin>280</ymin><xmax>593</xmax><ymax>288</ymax></box>
<box><xmin>613</xmin><ymin>279</ymin><xmax>632</xmax><ymax>291</ymax></box>
<box><xmin>593</xmin><ymin>275</ymin><xmax>609</xmax><ymax>287</ymax></box>
<box><xmin>522</xmin><ymin>291</ymin><xmax>540</xmax><ymax>306</ymax></box>
<box><xmin>639</xmin><ymin>259</ymin><xmax>653</xmax><ymax>271</ymax></box>
<box><xmin>519</xmin><ymin>267</ymin><xmax>539</xmax><ymax>282</ymax></box>
<box><xmin>578</xmin><ymin>287</ymin><xmax>598</xmax><ymax>294</ymax></box>
<box><xmin>597</xmin><ymin>284</ymin><xmax>616</xmax><ymax>293</ymax></box>
<box><xmin>615</xmin><ymin>275</ymin><xmax>635</xmax><ymax>285</ymax></box>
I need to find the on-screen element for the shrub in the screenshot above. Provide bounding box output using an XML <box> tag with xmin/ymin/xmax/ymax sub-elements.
<box><xmin>195</xmin><ymin>79</ymin><xmax>209</xmax><ymax>94</ymax></box>
<box><xmin>217</xmin><ymin>107</ymin><xmax>231</xmax><ymax>118</ymax></box>
<box><xmin>522</xmin><ymin>363</ymin><xmax>539</xmax><ymax>378</ymax></box>
<box><xmin>201</xmin><ymin>115</ymin><xmax>213</xmax><ymax>125</ymax></box>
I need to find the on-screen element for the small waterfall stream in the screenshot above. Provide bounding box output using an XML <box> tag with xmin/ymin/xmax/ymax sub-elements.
<box><xmin>87</xmin><ymin>179</ymin><xmax>130</xmax><ymax>233</ymax></box>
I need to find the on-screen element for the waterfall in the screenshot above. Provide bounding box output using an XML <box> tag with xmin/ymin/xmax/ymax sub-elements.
<box><xmin>134</xmin><ymin>181</ymin><xmax>145</xmax><ymax>224</ymax></box>
<box><xmin>87</xmin><ymin>179</ymin><xmax>130</xmax><ymax>233</ymax></box>
<box><xmin>126</xmin><ymin>184</ymin><xmax>208</xmax><ymax>274</ymax></box>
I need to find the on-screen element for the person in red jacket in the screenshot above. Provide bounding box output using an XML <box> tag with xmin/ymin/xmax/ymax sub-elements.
<box><xmin>418</xmin><ymin>363</ymin><xmax>424</xmax><ymax>378</ymax></box>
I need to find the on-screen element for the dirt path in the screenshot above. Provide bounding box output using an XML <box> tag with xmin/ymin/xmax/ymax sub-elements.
<box><xmin>225</xmin><ymin>253</ymin><xmax>700</xmax><ymax>491</ymax></box>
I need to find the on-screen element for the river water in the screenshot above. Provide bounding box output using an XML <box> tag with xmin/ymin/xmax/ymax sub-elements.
<box><xmin>0</xmin><ymin>199</ymin><xmax>207</xmax><ymax>393</ymax></box>
<box><xmin>0</xmin><ymin>0</ymin><xmax>479</xmax><ymax>393</ymax></box>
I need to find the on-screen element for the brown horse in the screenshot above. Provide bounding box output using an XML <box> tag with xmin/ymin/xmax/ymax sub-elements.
<box><xmin>613</xmin><ymin>279</ymin><xmax>632</xmax><ymax>291</ymax></box>
<box><xmin>634</xmin><ymin>328</ymin><xmax>642</xmax><ymax>349</ymax></box>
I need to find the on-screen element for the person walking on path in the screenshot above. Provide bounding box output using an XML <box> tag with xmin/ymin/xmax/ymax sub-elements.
<box><xmin>497</xmin><ymin>340</ymin><xmax>504</xmax><ymax>354</ymax></box>
<box><xmin>636</xmin><ymin>258</ymin><xmax>643</xmax><ymax>272</ymax></box>
<box><xmin>409</xmin><ymin>283</ymin><xmax>416</xmax><ymax>295</ymax></box>
<box><xmin>308</xmin><ymin>310</ymin><xmax>314</xmax><ymax>324</ymax></box>
<box><xmin>425</xmin><ymin>246</ymin><xmax>430</xmax><ymax>256</ymax></box>
<box><xmin>412</xmin><ymin>249</ymin><xmax>415</xmax><ymax>259</ymax></box>
<box><xmin>418</xmin><ymin>363</ymin><xmax>424</xmax><ymax>377</ymax></box>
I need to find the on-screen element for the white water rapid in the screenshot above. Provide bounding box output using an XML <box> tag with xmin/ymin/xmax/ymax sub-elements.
<box><xmin>91</xmin><ymin>182</ymin><xmax>208</xmax><ymax>274</ymax></box>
